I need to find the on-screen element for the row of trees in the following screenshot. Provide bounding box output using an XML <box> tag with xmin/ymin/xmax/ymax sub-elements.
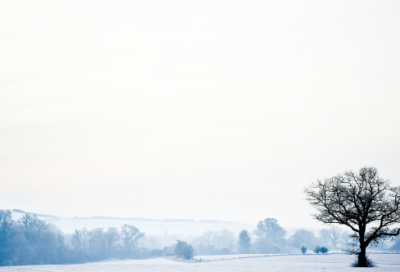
<box><xmin>0</xmin><ymin>211</ymin><xmax>69</xmax><ymax>266</ymax></box>
<box><xmin>1</xmin><ymin>209</ymin><xmax>339</xmax><ymax>266</ymax></box>
<box><xmin>71</xmin><ymin>224</ymin><xmax>144</xmax><ymax>262</ymax></box>
<box><xmin>236</xmin><ymin>219</ymin><xmax>346</xmax><ymax>254</ymax></box>
<box><xmin>1</xmin><ymin>210</ymin><xmax>392</xmax><ymax>266</ymax></box>
<box><xmin>180</xmin><ymin>219</ymin><xmax>348</xmax><ymax>256</ymax></box>
<box><xmin>1</xmin><ymin>167</ymin><xmax>399</xmax><ymax>268</ymax></box>
<box><xmin>183</xmin><ymin>166</ymin><xmax>400</xmax><ymax>268</ymax></box>
<box><xmin>0</xmin><ymin>211</ymin><xmax>149</xmax><ymax>266</ymax></box>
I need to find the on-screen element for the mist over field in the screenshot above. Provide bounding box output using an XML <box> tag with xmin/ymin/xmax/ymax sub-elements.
<box><xmin>1</xmin><ymin>0</ymin><xmax>400</xmax><ymax>270</ymax></box>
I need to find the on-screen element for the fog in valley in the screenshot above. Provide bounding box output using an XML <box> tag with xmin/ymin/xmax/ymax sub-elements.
<box><xmin>1</xmin><ymin>209</ymin><xmax>363</xmax><ymax>265</ymax></box>
<box><xmin>1</xmin><ymin>0</ymin><xmax>400</xmax><ymax>270</ymax></box>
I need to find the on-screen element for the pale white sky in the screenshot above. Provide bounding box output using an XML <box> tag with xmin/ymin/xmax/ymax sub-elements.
<box><xmin>1</xmin><ymin>0</ymin><xmax>400</xmax><ymax>228</ymax></box>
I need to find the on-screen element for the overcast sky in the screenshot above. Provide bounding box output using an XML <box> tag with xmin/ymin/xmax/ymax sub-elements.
<box><xmin>1</xmin><ymin>0</ymin><xmax>400</xmax><ymax>228</ymax></box>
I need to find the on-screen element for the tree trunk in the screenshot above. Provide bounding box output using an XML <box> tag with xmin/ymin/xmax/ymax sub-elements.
<box><xmin>357</xmin><ymin>226</ymin><xmax>369</xmax><ymax>267</ymax></box>
<box><xmin>358</xmin><ymin>246</ymin><xmax>368</xmax><ymax>267</ymax></box>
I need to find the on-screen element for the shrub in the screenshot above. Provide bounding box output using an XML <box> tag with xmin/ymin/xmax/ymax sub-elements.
<box><xmin>174</xmin><ymin>240</ymin><xmax>194</xmax><ymax>260</ymax></box>
<box><xmin>301</xmin><ymin>246</ymin><xmax>307</xmax><ymax>254</ymax></box>
<box><xmin>314</xmin><ymin>246</ymin><xmax>321</xmax><ymax>254</ymax></box>
<box><xmin>320</xmin><ymin>246</ymin><xmax>328</xmax><ymax>254</ymax></box>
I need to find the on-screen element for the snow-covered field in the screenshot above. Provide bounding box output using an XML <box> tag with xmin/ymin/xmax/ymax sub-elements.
<box><xmin>1</xmin><ymin>254</ymin><xmax>400</xmax><ymax>271</ymax></box>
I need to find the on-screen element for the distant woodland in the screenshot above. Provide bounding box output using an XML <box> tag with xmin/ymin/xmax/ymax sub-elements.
<box><xmin>2</xmin><ymin>209</ymin><xmax>397</xmax><ymax>266</ymax></box>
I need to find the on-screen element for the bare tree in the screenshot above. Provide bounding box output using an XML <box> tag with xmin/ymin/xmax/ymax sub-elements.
<box><xmin>212</xmin><ymin>229</ymin><xmax>235</xmax><ymax>251</ymax></box>
<box><xmin>72</xmin><ymin>229</ymin><xmax>83</xmax><ymax>255</ymax></box>
<box><xmin>0</xmin><ymin>210</ymin><xmax>13</xmax><ymax>250</ymax></box>
<box><xmin>81</xmin><ymin>228</ymin><xmax>88</xmax><ymax>256</ymax></box>
<box><xmin>305</xmin><ymin>167</ymin><xmax>400</xmax><ymax>267</ymax></box>
<box><xmin>253</xmin><ymin>218</ymin><xmax>286</xmax><ymax>242</ymax></box>
<box><xmin>88</xmin><ymin>228</ymin><xmax>107</xmax><ymax>258</ymax></box>
<box><xmin>253</xmin><ymin>218</ymin><xmax>287</xmax><ymax>253</ymax></box>
<box><xmin>318</xmin><ymin>226</ymin><xmax>343</xmax><ymax>249</ymax></box>
<box><xmin>289</xmin><ymin>229</ymin><xmax>317</xmax><ymax>250</ymax></box>
<box><xmin>19</xmin><ymin>214</ymin><xmax>48</xmax><ymax>231</ymax></box>
<box><xmin>330</xmin><ymin>226</ymin><xmax>342</xmax><ymax>249</ymax></box>
<box><xmin>319</xmin><ymin>229</ymin><xmax>332</xmax><ymax>247</ymax></box>
<box><xmin>105</xmin><ymin>227</ymin><xmax>119</xmax><ymax>256</ymax></box>
<box><xmin>120</xmin><ymin>224</ymin><xmax>144</xmax><ymax>258</ymax></box>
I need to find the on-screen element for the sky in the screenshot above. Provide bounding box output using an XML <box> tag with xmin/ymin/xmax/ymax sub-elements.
<box><xmin>1</xmin><ymin>0</ymin><xmax>400</xmax><ymax>228</ymax></box>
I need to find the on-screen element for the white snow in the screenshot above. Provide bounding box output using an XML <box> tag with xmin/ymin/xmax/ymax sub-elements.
<box><xmin>1</xmin><ymin>253</ymin><xmax>400</xmax><ymax>271</ymax></box>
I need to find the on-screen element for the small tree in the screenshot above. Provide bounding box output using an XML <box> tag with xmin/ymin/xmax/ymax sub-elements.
<box><xmin>314</xmin><ymin>245</ymin><xmax>321</xmax><ymax>254</ymax></box>
<box><xmin>175</xmin><ymin>240</ymin><xmax>194</xmax><ymax>260</ymax></box>
<box><xmin>253</xmin><ymin>218</ymin><xmax>286</xmax><ymax>242</ymax></box>
<box><xmin>320</xmin><ymin>246</ymin><xmax>328</xmax><ymax>254</ymax></box>
<box><xmin>301</xmin><ymin>246</ymin><xmax>307</xmax><ymax>254</ymax></box>
<box><xmin>305</xmin><ymin>167</ymin><xmax>400</xmax><ymax>267</ymax></box>
<box><xmin>238</xmin><ymin>230</ymin><xmax>251</xmax><ymax>254</ymax></box>
<box><xmin>253</xmin><ymin>218</ymin><xmax>286</xmax><ymax>253</ymax></box>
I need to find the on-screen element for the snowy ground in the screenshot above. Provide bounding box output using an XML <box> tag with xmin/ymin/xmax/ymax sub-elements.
<box><xmin>1</xmin><ymin>254</ymin><xmax>400</xmax><ymax>271</ymax></box>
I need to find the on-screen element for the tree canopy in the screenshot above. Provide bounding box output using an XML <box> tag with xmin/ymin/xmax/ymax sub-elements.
<box><xmin>305</xmin><ymin>167</ymin><xmax>400</xmax><ymax>267</ymax></box>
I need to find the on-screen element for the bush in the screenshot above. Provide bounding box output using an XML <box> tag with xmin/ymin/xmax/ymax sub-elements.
<box><xmin>301</xmin><ymin>246</ymin><xmax>307</xmax><ymax>254</ymax></box>
<box><xmin>320</xmin><ymin>246</ymin><xmax>328</xmax><ymax>254</ymax></box>
<box><xmin>314</xmin><ymin>246</ymin><xmax>321</xmax><ymax>254</ymax></box>
<box><xmin>174</xmin><ymin>240</ymin><xmax>194</xmax><ymax>260</ymax></box>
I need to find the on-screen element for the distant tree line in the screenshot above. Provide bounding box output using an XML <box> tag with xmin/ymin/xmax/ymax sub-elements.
<box><xmin>1</xmin><ymin>209</ymin><xmax>348</xmax><ymax>266</ymax></box>
<box><xmin>170</xmin><ymin>218</ymin><xmax>352</xmax><ymax>256</ymax></box>
<box><xmin>1</xmin><ymin>202</ymin><xmax>399</xmax><ymax>266</ymax></box>
<box><xmin>235</xmin><ymin>218</ymin><xmax>349</xmax><ymax>255</ymax></box>
<box><xmin>0</xmin><ymin>210</ymin><xmax>68</xmax><ymax>266</ymax></box>
<box><xmin>70</xmin><ymin>224</ymin><xmax>146</xmax><ymax>262</ymax></box>
<box><xmin>0</xmin><ymin>210</ymin><xmax>151</xmax><ymax>266</ymax></box>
